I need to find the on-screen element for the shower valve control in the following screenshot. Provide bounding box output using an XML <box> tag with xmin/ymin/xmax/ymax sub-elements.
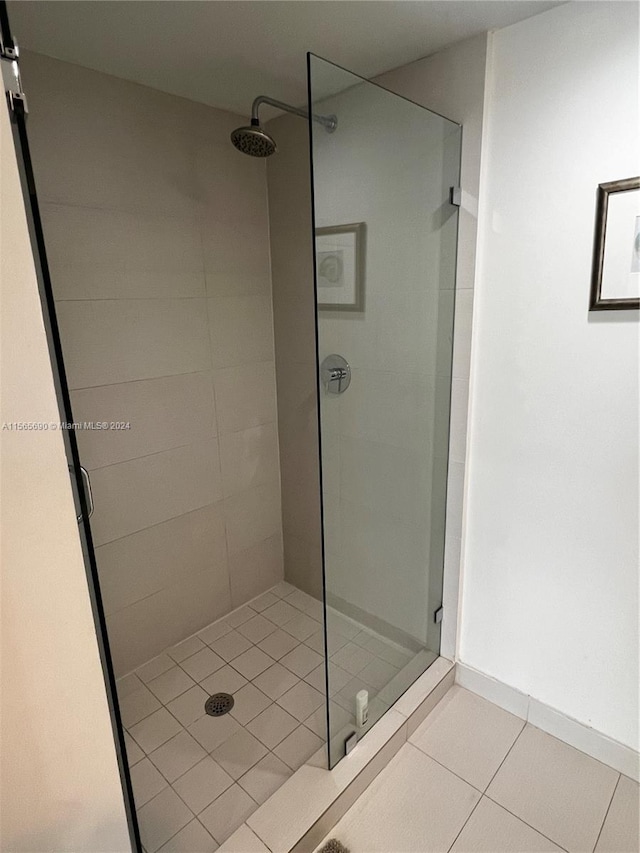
<box><xmin>321</xmin><ymin>354</ymin><xmax>351</xmax><ymax>394</ymax></box>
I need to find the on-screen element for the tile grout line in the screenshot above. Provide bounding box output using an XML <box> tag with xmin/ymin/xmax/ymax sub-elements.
<box><xmin>483</xmin><ymin>717</ymin><xmax>527</xmax><ymax>792</ymax></box>
<box><xmin>111</xmin><ymin>557</ymin><xmax>292</xmax><ymax>650</ymax></box>
<box><xmin>484</xmin><ymin>720</ymin><xmax>624</xmax><ymax>853</ymax></box>
<box><xmin>70</xmin><ymin>368</ymin><xmax>207</xmax><ymax>393</ymax></box>
<box><xmin>127</xmin><ymin>583</ymin><xmax>289</xmax><ymax>679</ymax></box>
<box><xmin>128</xmin><ymin>629</ymin><xmax>391</xmax><ymax>741</ymax></box>
<box><xmin>87</xmin><ymin>438</ymin><xmax>211</xmax><ymax>472</ymax></box>
<box><xmin>445</xmin><ymin>791</ymin><xmax>483</xmax><ymax>852</ymax></box>
<box><xmin>69</xmin><ymin>357</ymin><xmax>277</xmax><ymax>394</ymax></box>
<box><xmin>127</xmin><ymin>583</ymin><xmax>422</xmax><ymax>848</ymax></box>
<box><xmin>56</xmin><ymin>286</ymin><xmax>274</xmax><ymax>302</ymax></box>
<box><xmin>146</xmin><ymin>777</ymin><xmax>259</xmax><ymax>853</ymax></box>
<box><xmin>477</xmin><ymin>722</ymin><xmax>573</xmax><ymax>853</ymax></box>
<box><xmin>294</xmin><ymin>668</ymin><xmax>456</xmax><ymax>851</ymax></box>
<box><xmin>126</xmin><ymin>601</ymin><xmax>267</xmax><ymax>733</ymax></box>
<box><xmin>480</xmin><ymin>792</ymin><xmax>572</xmax><ymax>853</ymax></box>
<box><xmin>442</xmin><ymin>719</ymin><xmax>560</xmax><ymax>853</ymax></box>
<box><xmin>152</xmin><ymin>641</ymin><xmax>277</xmax><ymax>730</ymax></box>
<box><xmin>98</xmin><ymin>470</ymin><xmax>282</xmax><ymax>550</ymax></box>
<box><xmin>405</xmin><ymin>745</ymin><xmax>484</xmax><ymax>797</ymax></box>
<box><xmin>133</xmin><ymin>644</ymin><xmax>390</xmax><ymax>716</ymax></box>
<box><xmin>145</xmin><ymin>702</ymin><xmax>310</xmax><ymax>802</ymax></box>
<box><xmin>140</xmin><ymin>713</ymin><xmax>314</xmax><ymax>847</ymax></box>
<box><xmin>59</xmin><ymin>296</ymin><xmax>217</xmax><ymax>302</ymax></box>
<box><xmin>404</xmin><ymin>690</ymin><xmax>521</xmax><ymax>853</ymax></box>
<box><xmin>590</xmin><ymin>772</ymin><xmax>621</xmax><ymax>853</ymax></box>
<box><xmin>97</xmin><ymin>499</ymin><xmax>226</xmax><ymax>551</ymax></box>
<box><xmin>137</xmin><ymin>770</ymin><xmax>200</xmax><ymax>852</ymax></box>
<box><xmin>129</xmin><ymin>590</ymin><xmax>324</xmax><ymax>810</ymax></box>
<box><xmin>135</xmin><ymin>688</ymin><xmax>264</xmax><ymax>850</ymax></box>
<box><xmin>200</xmin><ymin>240</ymin><xmax>236</xmax><ymax>623</ymax></box>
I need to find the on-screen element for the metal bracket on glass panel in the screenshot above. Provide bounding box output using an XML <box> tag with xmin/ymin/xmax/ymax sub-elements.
<box><xmin>449</xmin><ymin>186</ymin><xmax>461</xmax><ymax>207</ymax></box>
<box><xmin>434</xmin><ymin>606</ymin><xmax>444</xmax><ymax>624</ymax></box>
<box><xmin>1</xmin><ymin>39</ymin><xmax>27</xmax><ymax>114</ymax></box>
<box><xmin>345</xmin><ymin>731</ymin><xmax>358</xmax><ymax>756</ymax></box>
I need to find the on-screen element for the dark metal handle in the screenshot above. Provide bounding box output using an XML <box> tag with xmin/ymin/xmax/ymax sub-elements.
<box><xmin>79</xmin><ymin>465</ymin><xmax>94</xmax><ymax>521</ymax></box>
<box><xmin>69</xmin><ymin>463</ymin><xmax>94</xmax><ymax>522</ymax></box>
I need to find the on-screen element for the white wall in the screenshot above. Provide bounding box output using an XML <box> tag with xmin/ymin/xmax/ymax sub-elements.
<box><xmin>463</xmin><ymin>1</ymin><xmax>639</xmax><ymax>751</ymax></box>
<box><xmin>0</xmin><ymin>94</ymin><xmax>130</xmax><ymax>852</ymax></box>
<box><xmin>21</xmin><ymin>53</ymin><xmax>284</xmax><ymax>675</ymax></box>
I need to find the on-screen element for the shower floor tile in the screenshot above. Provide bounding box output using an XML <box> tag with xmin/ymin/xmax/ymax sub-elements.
<box><xmin>118</xmin><ymin>582</ymin><xmax>419</xmax><ymax>851</ymax></box>
<box><xmin>238</xmin><ymin>753</ymin><xmax>292</xmax><ymax>804</ymax></box>
<box><xmin>252</xmin><ymin>661</ymin><xmax>299</xmax><ymax>700</ymax></box>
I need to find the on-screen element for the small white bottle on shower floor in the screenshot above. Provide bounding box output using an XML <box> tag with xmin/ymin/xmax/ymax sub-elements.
<box><xmin>356</xmin><ymin>689</ymin><xmax>369</xmax><ymax>728</ymax></box>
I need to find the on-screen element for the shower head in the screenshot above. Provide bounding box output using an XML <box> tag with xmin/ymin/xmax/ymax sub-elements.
<box><xmin>230</xmin><ymin>95</ymin><xmax>337</xmax><ymax>157</ymax></box>
<box><xmin>230</xmin><ymin>118</ymin><xmax>278</xmax><ymax>158</ymax></box>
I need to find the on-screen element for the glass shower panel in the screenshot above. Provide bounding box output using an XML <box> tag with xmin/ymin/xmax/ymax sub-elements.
<box><xmin>308</xmin><ymin>54</ymin><xmax>461</xmax><ymax>767</ymax></box>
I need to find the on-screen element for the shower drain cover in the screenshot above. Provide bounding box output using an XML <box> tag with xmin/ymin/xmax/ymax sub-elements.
<box><xmin>205</xmin><ymin>692</ymin><xmax>234</xmax><ymax>717</ymax></box>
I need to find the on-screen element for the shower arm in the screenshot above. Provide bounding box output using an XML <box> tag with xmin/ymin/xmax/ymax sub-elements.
<box><xmin>251</xmin><ymin>95</ymin><xmax>337</xmax><ymax>132</ymax></box>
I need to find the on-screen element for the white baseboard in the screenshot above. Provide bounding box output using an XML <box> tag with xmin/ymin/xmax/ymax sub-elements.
<box><xmin>455</xmin><ymin>663</ymin><xmax>640</xmax><ymax>782</ymax></box>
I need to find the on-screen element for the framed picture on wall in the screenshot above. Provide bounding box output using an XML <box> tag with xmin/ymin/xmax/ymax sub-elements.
<box><xmin>315</xmin><ymin>222</ymin><xmax>366</xmax><ymax>311</ymax></box>
<box><xmin>589</xmin><ymin>176</ymin><xmax>640</xmax><ymax>311</ymax></box>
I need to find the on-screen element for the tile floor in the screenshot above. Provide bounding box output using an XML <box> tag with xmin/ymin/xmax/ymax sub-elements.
<box><xmin>319</xmin><ymin>685</ymin><xmax>640</xmax><ymax>853</ymax></box>
<box><xmin>117</xmin><ymin>580</ymin><xmax>417</xmax><ymax>851</ymax></box>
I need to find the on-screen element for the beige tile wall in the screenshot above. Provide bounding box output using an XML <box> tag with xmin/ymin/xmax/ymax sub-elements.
<box><xmin>266</xmin><ymin>115</ymin><xmax>324</xmax><ymax>600</ymax></box>
<box><xmin>21</xmin><ymin>52</ymin><xmax>284</xmax><ymax>675</ymax></box>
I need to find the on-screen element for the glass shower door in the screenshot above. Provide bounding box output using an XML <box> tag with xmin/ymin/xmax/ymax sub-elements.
<box><xmin>307</xmin><ymin>54</ymin><xmax>461</xmax><ymax>767</ymax></box>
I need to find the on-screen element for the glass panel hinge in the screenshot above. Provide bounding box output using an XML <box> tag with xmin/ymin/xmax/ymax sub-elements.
<box><xmin>434</xmin><ymin>606</ymin><xmax>444</xmax><ymax>624</ymax></box>
<box><xmin>449</xmin><ymin>186</ymin><xmax>461</xmax><ymax>207</ymax></box>
<box><xmin>1</xmin><ymin>42</ymin><xmax>28</xmax><ymax>115</ymax></box>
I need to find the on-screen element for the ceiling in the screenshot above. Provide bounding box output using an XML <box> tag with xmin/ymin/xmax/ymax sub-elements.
<box><xmin>8</xmin><ymin>1</ymin><xmax>559</xmax><ymax>118</ymax></box>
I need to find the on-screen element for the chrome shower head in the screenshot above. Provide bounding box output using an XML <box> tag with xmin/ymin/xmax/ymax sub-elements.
<box><xmin>231</xmin><ymin>96</ymin><xmax>337</xmax><ymax>158</ymax></box>
<box><xmin>230</xmin><ymin>119</ymin><xmax>278</xmax><ymax>157</ymax></box>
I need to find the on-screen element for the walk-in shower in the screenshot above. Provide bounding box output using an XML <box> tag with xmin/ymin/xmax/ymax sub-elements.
<box><xmin>18</xmin><ymin>39</ymin><xmax>461</xmax><ymax>847</ymax></box>
<box><xmin>230</xmin><ymin>94</ymin><xmax>337</xmax><ymax>157</ymax></box>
